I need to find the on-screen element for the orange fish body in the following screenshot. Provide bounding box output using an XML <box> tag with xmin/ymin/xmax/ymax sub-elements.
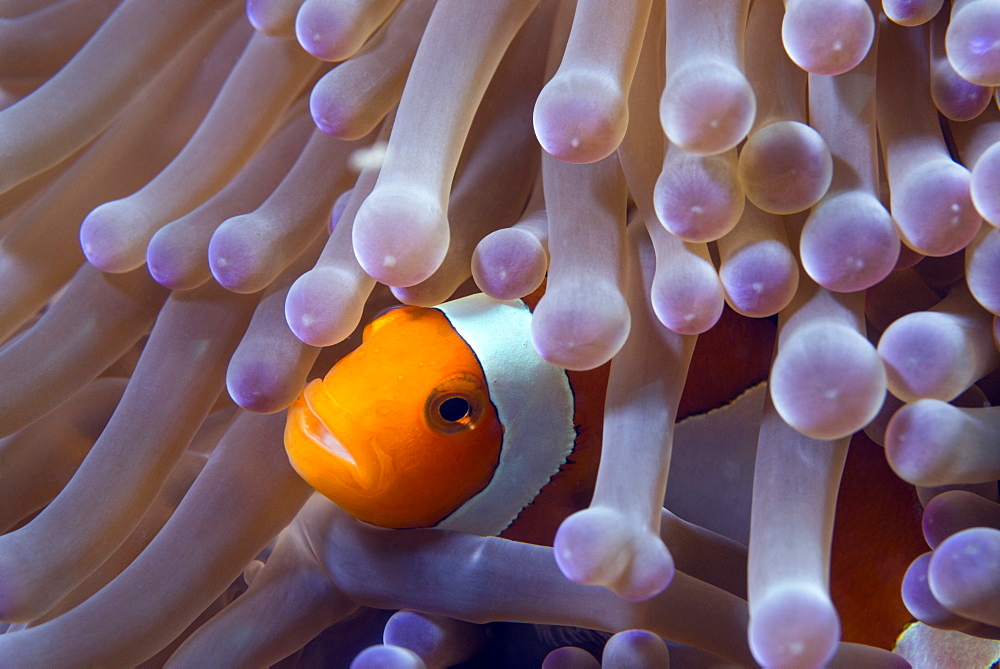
<box><xmin>285</xmin><ymin>293</ymin><xmax>607</xmax><ymax>541</ymax></box>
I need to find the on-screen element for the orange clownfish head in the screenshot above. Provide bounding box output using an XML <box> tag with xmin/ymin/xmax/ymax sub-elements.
<box><xmin>284</xmin><ymin>294</ymin><xmax>577</xmax><ymax>536</ymax></box>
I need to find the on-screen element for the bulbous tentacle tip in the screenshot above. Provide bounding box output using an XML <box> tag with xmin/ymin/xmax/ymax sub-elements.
<box><xmin>739</xmin><ymin>121</ymin><xmax>833</xmax><ymax>216</ymax></box>
<box><xmin>284</xmin><ymin>267</ymin><xmax>367</xmax><ymax>348</ymax></box>
<box><xmin>770</xmin><ymin>323</ymin><xmax>887</xmax><ymax>441</ymax></box>
<box><xmin>928</xmin><ymin>527</ymin><xmax>1000</xmax><ymax>619</ymax></box>
<box><xmin>654</xmin><ymin>149</ymin><xmax>744</xmax><ymax>243</ymax></box>
<box><xmin>382</xmin><ymin>611</ymin><xmax>486</xmax><ymax>668</ymax></box>
<box><xmin>893</xmin><ymin>159</ymin><xmax>980</xmax><ymax>258</ymax></box>
<box><xmin>352</xmin><ymin>189</ymin><xmax>449</xmax><ymax>288</ymax></box>
<box><xmin>650</xmin><ymin>258</ymin><xmax>725</xmax><ymax>336</ymax></box>
<box><xmin>294</xmin><ymin>1</ymin><xmax>356</xmax><ymax>63</ymax></box>
<box><xmin>660</xmin><ymin>62</ymin><xmax>756</xmax><ymax>156</ymax></box>
<box><xmin>226</xmin><ymin>362</ymin><xmax>291</xmax><ymax>414</ymax></box>
<box><xmin>931</xmin><ymin>59</ymin><xmax>992</xmax><ymax>123</ymax></box>
<box><xmin>800</xmin><ymin>191</ymin><xmax>899</xmax><ymax>293</ymax></box>
<box><xmin>531</xmin><ymin>284</ymin><xmax>631</xmax><ymax>371</ymax></box>
<box><xmin>554</xmin><ymin>507</ymin><xmax>675</xmax><ymax>602</ymax></box>
<box><xmin>781</xmin><ymin>0</ymin><xmax>874</xmax><ymax>76</ymax></box>
<box><xmin>542</xmin><ymin>645</ymin><xmax>601</xmax><ymax>669</ymax></box>
<box><xmin>533</xmin><ymin>70</ymin><xmax>628</xmax><ymax>165</ymax></box>
<box><xmin>884</xmin><ymin>400</ymin><xmax>966</xmax><ymax>487</ymax></box>
<box><xmin>602</xmin><ymin>629</ymin><xmax>671</xmax><ymax>666</ymax></box>
<box><xmin>946</xmin><ymin>1</ymin><xmax>1000</xmax><ymax>86</ymax></box>
<box><xmin>350</xmin><ymin>644</ymin><xmax>427</xmax><ymax>669</ymax></box>
<box><xmin>79</xmin><ymin>200</ymin><xmax>151</xmax><ymax>274</ymax></box>
<box><xmin>146</xmin><ymin>244</ymin><xmax>204</xmax><ymax>292</ymax></box>
<box><xmin>472</xmin><ymin>227</ymin><xmax>548</xmax><ymax>301</ymax></box>
<box><xmin>749</xmin><ymin>585</ymin><xmax>841</xmax><ymax>669</ymax></box>
<box><xmin>901</xmin><ymin>552</ymin><xmax>973</xmax><ymax>630</ymax></box>
<box><xmin>883</xmin><ymin>0</ymin><xmax>943</xmax><ymax>27</ymax></box>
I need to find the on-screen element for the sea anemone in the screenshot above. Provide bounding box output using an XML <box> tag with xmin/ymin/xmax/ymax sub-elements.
<box><xmin>1</xmin><ymin>0</ymin><xmax>999</xmax><ymax>666</ymax></box>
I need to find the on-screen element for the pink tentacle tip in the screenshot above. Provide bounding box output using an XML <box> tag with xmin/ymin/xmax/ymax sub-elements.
<box><xmin>533</xmin><ymin>71</ymin><xmax>628</xmax><ymax>165</ymax></box>
<box><xmin>749</xmin><ymin>585</ymin><xmax>841</xmax><ymax>669</ymax></box>
<box><xmin>352</xmin><ymin>188</ymin><xmax>449</xmax><ymax>287</ymax></box>
<box><xmin>928</xmin><ymin>527</ymin><xmax>1000</xmax><ymax>619</ymax></box>
<box><xmin>225</xmin><ymin>362</ymin><xmax>287</xmax><ymax>414</ymax></box>
<box><xmin>207</xmin><ymin>220</ymin><xmax>258</xmax><ymax>294</ymax></box>
<box><xmin>294</xmin><ymin>1</ymin><xmax>356</xmax><ymax>62</ymax></box>
<box><xmin>602</xmin><ymin>629</ymin><xmax>671</xmax><ymax>665</ymax></box>
<box><xmin>146</xmin><ymin>233</ymin><xmax>200</xmax><ymax>291</ymax></box>
<box><xmin>311</xmin><ymin>78</ymin><xmax>356</xmax><ymax>139</ymax></box>
<box><xmin>284</xmin><ymin>268</ymin><xmax>356</xmax><ymax>347</ymax></box>
<box><xmin>79</xmin><ymin>200</ymin><xmax>148</xmax><ymax>274</ymax></box>
<box><xmin>553</xmin><ymin>508</ymin><xmax>675</xmax><ymax>602</ymax></box>
<box><xmin>471</xmin><ymin>227</ymin><xmax>547</xmax><ymax>301</ymax></box>
<box><xmin>660</xmin><ymin>62</ymin><xmax>756</xmax><ymax>156</ymax></box>
<box><xmin>781</xmin><ymin>0</ymin><xmax>874</xmax><ymax>76</ymax></box>
<box><xmin>770</xmin><ymin>323</ymin><xmax>886</xmax><ymax>440</ymax></box>
<box><xmin>350</xmin><ymin>644</ymin><xmax>426</xmax><ymax>669</ymax></box>
<box><xmin>530</xmin><ymin>287</ymin><xmax>631</xmax><ymax>371</ymax></box>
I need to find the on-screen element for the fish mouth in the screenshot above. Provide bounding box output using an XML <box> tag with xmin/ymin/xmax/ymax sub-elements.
<box><xmin>292</xmin><ymin>379</ymin><xmax>384</xmax><ymax>493</ymax></box>
<box><xmin>301</xmin><ymin>403</ymin><xmax>357</xmax><ymax>467</ymax></box>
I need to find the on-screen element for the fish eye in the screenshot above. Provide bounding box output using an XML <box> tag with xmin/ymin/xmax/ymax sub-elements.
<box><xmin>438</xmin><ymin>396</ymin><xmax>471</xmax><ymax>422</ymax></box>
<box><xmin>425</xmin><ymin>374</ymin><xmax>486</xmax><ymax>434</ymax></box>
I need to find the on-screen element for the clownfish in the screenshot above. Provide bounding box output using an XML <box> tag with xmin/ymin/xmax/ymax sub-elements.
<box><xmin>284</xmin><ymin>293</ymin><xmax>608</xmax><ymax>543</ymax></box>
